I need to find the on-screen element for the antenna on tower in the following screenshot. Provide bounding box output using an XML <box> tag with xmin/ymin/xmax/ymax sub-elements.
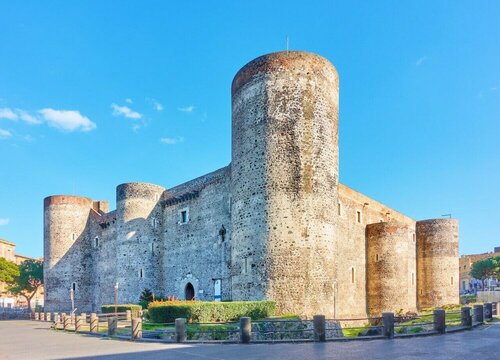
<box><xmin>286</xmin><ymin>36</ymin><xmax>289</xmax><ymax>53</ymax></box>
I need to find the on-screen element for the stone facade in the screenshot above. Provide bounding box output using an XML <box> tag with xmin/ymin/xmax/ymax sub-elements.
<box><xmin>459</xmin><ymin>248</ymin><xmax>500</xmax><ymax>293</ymax></box>
<box><xmin>43</xmin><ymin>51</ymin><xmax>460</xmax><ymax>318</ymax></box>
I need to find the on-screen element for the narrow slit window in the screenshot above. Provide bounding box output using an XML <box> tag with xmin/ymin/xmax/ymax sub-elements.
<box><xmin>451</xmin><ymin>276</ymin><xmax>453</xmax><ymax>285</ymax></box>
<box><xmin>412</xmin><ymin>272</ymin><xmax>415</xmax><ymax>286</ymax></box>
<box><xmin>375</xmin><ymin>254</ymin><xmax>379</xmax><ymax>262</ymax></box>
<box><xmin>139</xmin><ymin>269</ymin><xmax>144</xmax><ymax>279</ymax></box>
<box><xmin>72</xmin><ymin>282</ymin><xmax>76</xmax><ymax>292</ymax></box>
<box><xmin>337</xmin><ymin>203</ymin><xmax>341</xmax><ymax>216</ymax></box>
<box><xmin>95</xmin><ymin>237</ymin><xmax>99</xmax><ymax>248</ymax></box>
<box><xmin>356</xmin><ymin>211</ymin><xmax>361</xmax><ymax>223</ymax></box>
<box><xmin>351</xmin><ymin>267</ymin><xmax>355</xmax><ymax>284</ymax></box>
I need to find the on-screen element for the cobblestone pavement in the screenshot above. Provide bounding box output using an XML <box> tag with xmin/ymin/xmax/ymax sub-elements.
<box><xmin>1</xmin><ymin>320</ymin><xmax>499</xmax><ymax>360</ymax></box>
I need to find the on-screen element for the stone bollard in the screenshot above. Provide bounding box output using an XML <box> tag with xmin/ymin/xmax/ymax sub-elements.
<box><xmin>461</xmin><ymin>307</ymin><xmax>472</xmax><ymax>327</ymax></box>
<box><xmin>240</xmin><ymin>317</ymin><xmax>252</xmax><ymax>344</ymax></box>
<box><xmin>71</xmin><ymin>313</ymin><xmax>76</xmax><ymax>325</ymax></box>
<box><xmin>495</xmin><ymin>302</ymin><xmax>500</xmax><ymax>317</ymax></box>
<box><xmin>131</xmin><ymin>318</ymin><xmax>142</xmax><ymax>340</ymax></box>
<box><xmin>40</xmin><ymin>312</ymin><xmax>45</xmax><ymax>321</ymax></box>
<box><xmin>63</xmin><ymin>314</ymin><xmax>71</xmax><ymax>330</ymax></box>
<box><xmin>473</xmin><ymin>304</ymin><xmax>484</xmax><ymax>323</ymax></box>
<box><xmin>433</xmin><ymin>309</ymin><xmax>446</xmax><ymax>334</ymax></box>
<box><xmin>90</xmin><ymin>313</ymin><xmax>98</xmax><ymax>333</ymax></box>
<box><xmin>46</xmin><ymin>312</ymin><xmax>52</xmax><ymax>322</ymax></box>
<box><xmin>34</xmin><ymin>312</ymin><xmax>40</xmax><ymax>321</ymax></box>
<box><xmin>126</xmin><ymin>310</ymin><xmax>132</xmax><ymax>322</ymax></box>
<box><xmin>484</xmin><ymin>303</ymin><xmax>493</xmax><ymax>321</ymax></box>
<box><xmin>175</xmin><ymin>318</ymin><xmax>187</xmax><ymax>343</ymax></box>
<box><xmin>80</xmin><ymin>312</ymin><xmax>87</xmax><ymax>323</ymax></box>
<box><xmin>382</xmin><ymin>312</ymin><xmax>395</xmax><ymax>339</ymax></box>
<box><xmin>108</xmin><ymin>317</ymin><xmax>118</xmax><ymax>336</ymax></box>
<box><xmin>313</xmin><ymin>315</ymin><xmax>326</xmax><ymax>342</ymax></box>
<box><xmin>54</xmin><ymin>313</ymin><xmax>60</xmax><ymax>325</ymax></box>
<box><xmin>75</xmin><ymin>315</ymin><xmax>83</xmax><ymax>332</ymax></box>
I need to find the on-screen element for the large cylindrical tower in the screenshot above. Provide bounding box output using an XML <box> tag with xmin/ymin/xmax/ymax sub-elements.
<box><xmin>416</xmin><ymin>219</ymin><xmax>459</xmax><ymax>309</ymax></box>
<box><xmin>366</xmin><ymin>222</ymin><xmax>417</xmax><ymax>316</ymax></box>
<box><xmin>44</xmin><ymin>195</ymin><xmax>93</xmax><ymax>311</ymax></box>
<box><xmin>116</xmin><ymin>182</ymin><xmax>165</xmax><ymax>303</ymax></box>
<box><xmin>230</xmin><ymin>51</ymin><xmax>339</xmax><ymax>317</ymax></box>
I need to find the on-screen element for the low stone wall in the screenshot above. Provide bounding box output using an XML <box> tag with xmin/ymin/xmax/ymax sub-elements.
<box><xmin>477</xmin><ymin>291</ymin><xmax>500</xmax><ymax>303</ymax></box>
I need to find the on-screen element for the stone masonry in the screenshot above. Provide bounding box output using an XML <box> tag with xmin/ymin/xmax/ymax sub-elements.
<box><xmin>43</xmin><ymin>51</ymin><xmax>459</xmax><ymax>318</ymax></box>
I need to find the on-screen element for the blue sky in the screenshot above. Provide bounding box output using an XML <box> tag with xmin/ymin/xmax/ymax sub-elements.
<box><xmin>0</xmin><ymin>1</ymin><xmax>499</xmax><ymax>257</ymax></box>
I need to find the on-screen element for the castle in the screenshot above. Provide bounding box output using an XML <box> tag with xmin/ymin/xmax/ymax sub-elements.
<box><xmin>44</xmin><ymin>51</ymin><xmax>459</xmax><ymax>318</ymax></box>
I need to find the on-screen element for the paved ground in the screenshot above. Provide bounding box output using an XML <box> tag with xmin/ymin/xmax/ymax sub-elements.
<box><xmin>1</xmin><ymin>320</ymin><xmax>499</xmax><ymax>360</ymax></box>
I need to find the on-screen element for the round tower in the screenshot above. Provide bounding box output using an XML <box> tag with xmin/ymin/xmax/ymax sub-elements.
<box><xmin>416</xmin><ymin>219</ymin><xmax>459</xmax><ymax>309</ymax></box>
<box><xmin>116</xmin><ymin>182</ymin><xmax>165</xmax><ymax>303</ymax></box>
<box><xmin>44</xmin><ymin>195</ymin><xmax>93</xmax><ymax>311</ymax></box>
<box><xmin>230</xmin><ymin>51</ymin><xmax>339</xmax><ymax>317</ymax></box>
<box><xmin>366</xmin><ymin>222</ymin><xmax>417</xmax><ymax>316</ymax></box>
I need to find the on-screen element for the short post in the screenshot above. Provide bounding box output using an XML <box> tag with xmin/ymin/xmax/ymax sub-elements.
<box><xmin>75</xmin><ymin>315</ymin><xmax>83</xmax><ymax>332</ymax></box>
<box><xmin>80</xmin><ymin>312</ymin><xmax>87</xmax><ymax>323</ymax></box>
<box><xmin>41</xmin><ymin>312</ymin><xmax>46</xmax><ymax>321</ymax></box>
<box><xmin>495</xmin><ymin>302</ymin><xmax>500</xmax><ymax>317</ymax></box>
<box><xmin>473</xmin><ymin>304</ymin><xmax>484</xmax><ymax>323</ymax></box>
<box><xmin>461</xmin><ymin>307</ymin><xmax>472</xmax><ymax>327</ymax></box>
<box><xmin>484</xmin><ymin>303</ymin><xmax>493</xmax><ymax>320</ymax></box>
<box><xmin>34</xmin><ymin>312</ymin><xmax>40</xmax><ymax>321</ymax></box>
<box><xmin>382</xmin><ymin>312</ymin><xmax>394</xmax><ymax>339</ymax></box>
<box><xmin>175</xmin><ymin>318</ymin><xmax>187</xmax><ymax>343</ymax></box>
<box><xmin>108</xmin><ymin>317</ymin><xmax>118</xmax><ymax>336</ymax></box>
<box><xmin>90</xmin><ymin>313</ymin><xmax>98</xmax><ymax>333</ymax></box>
<box><xmin>239</xmin><ymin>317</ymin><xmax>252</xmax><ymax>343</ymax></box>
<box><xmin>131</xmin><ymin>318</ymin><xmax>142</xmax><ymax>340</ymax></box>
<box><xmin>313</xmin><ymin>315</ymin><xmax>326</xmax><ymax>342</ymax></box>
<box><xmin>63</xmin><ymin>314</ymin><xmax>71</xmax><ymax>330</ymax></box>
<box><xmin>61</xmin><ymin>312</ymin><xmax>67</xmax><ymax>325</ymax></box>
<box><xmin>433</xmin><ymin>309</ymin><xmax>446</xmax><ymax>334</ymax></box>
<box><xmin>126</xmin><ymin>310</ymin><xmax>132</xmax><ymax>322</ymax></box>
<box><xmin>54</xmin><ymin>313</ymin><xmax>60</xmax><ymax>325</ymax></box>
<box><xmin>46</xmin><ymin>312</ymin><xmax>52</xmax><ymax>322</ymax></box>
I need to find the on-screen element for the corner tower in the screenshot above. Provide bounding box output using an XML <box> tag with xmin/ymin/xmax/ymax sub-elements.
<box><xmin>230</xmin><ymin>51</ymin><xmax>339</xmax><ymax>317</ymax></box>
<box><xmin>416</xmin><ymin>219</ymin><xmax>459</xmax><ymax>308</ymax></box>
<box><xmin>44</xmin><ymin>195</ymin><xmax>93</xmax><ymax>311</ymax></box>
<box><xmin>116</xmin><ymin>182</ymin><xmax>165</xmax><ymax>303</ymax></box>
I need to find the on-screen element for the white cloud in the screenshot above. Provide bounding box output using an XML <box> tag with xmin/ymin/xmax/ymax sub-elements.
<box><xmin>0</xmin><ymin>218</ymin><xmax>9</xmax><ymax>226</ymax></box>
<box><xmin>0</xmin><ymin>108</ymin><xmax>18</xmax><ymax>120</ymax></box>
<box><xmin>16</xmin><ymin>109</ymin><xmax>42</xmax><ymax>124</ymax></box>
<box><xmin>152</xmin><ymin>99</ymin><xmax>163</xmax><ymax>111</ymax></box>
<box><xmin>0</xmin><ymin>128</ymin><xmax>12</xmax><ymax>139</ymax></box>
<box><xmin>125</xmin><ymin>98</ymin><xmax>133</xmax><ymax>104</ymax></box>
<box><xmin>178</xmin><ymin>105</ymin><xmax>194</xmax><ymax>113</ymax></box>
<box><xmin>160</xmin><ymin>136</ymin><xmax>184</xmax><ymax>145</ymax></box>
<box><xmin>490</xmin><ymin>86</ymin><xmax>499</xmax><ymax>91</ymax></box>
<box><xmin>111</xmin><ymin>103</ymin><xmax>142</xmax><ymax>119</ymax></box>
<box><xmin>416</xmin><ymin>56</ymin><xmax>428</xmax><ymax>66</ymax></box>
<box><xmin>39</xmin><ymin>108</ymin><xmax>96</xmax><ymax>132</ymax></box>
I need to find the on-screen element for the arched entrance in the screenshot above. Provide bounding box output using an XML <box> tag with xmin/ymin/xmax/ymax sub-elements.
<box><xmin>185</xmin><ymin>282</ymin><xmax>195</xmax><ymax>300</ymax></box>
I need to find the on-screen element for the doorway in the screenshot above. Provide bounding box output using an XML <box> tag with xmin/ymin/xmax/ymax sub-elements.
<box><xmin>185</xmin><ymin>282</ymin><xmax>195</xmax><ymax>300</ymax></box>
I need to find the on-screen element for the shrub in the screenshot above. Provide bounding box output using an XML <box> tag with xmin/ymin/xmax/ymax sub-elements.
<box><xmin>101</xmin><ymin>304</ymin><xmax>142</xmax><ymax>318</ymax></box>
<box><xmin>148</xmin><ymin>301</ymin><xmax>276</xmax><ymax>323</ymax></box>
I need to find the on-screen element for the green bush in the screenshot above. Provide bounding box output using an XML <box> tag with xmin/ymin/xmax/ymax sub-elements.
<box><xmin>101</xmin><ymin>304</ymin><xmax>142</xmax><ymax>318</ymax></box>
<box><xmin>148</xmin><ymin>301</ymin><xmax>276</xmax><ymax>323</ymax></box>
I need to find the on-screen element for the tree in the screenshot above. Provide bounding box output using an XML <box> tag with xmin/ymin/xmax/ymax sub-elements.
<box><xmin>470</xmin><ymin>256</ymin><xmax>500</xmax><ymax>281</ymax></box>
<box><xmin>8</xmin><ymin>259</ymin><xmax>43</xmax><ymax>311</ymax></box>
<box><xmin>0</xmin><ymin>258</ymin><xmax>19</xmax><ymax>286</ymax></box>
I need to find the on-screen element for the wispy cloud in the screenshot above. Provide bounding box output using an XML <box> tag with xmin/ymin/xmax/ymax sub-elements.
<box><xmin>178</xmin><ymin>105</ymin><xmax>194</xmax><ymax>113</ymax></box>
<box><xmin>0</xmin><ymin>128</ymin><xmax>12</xmax><ymax>139</ymax></box>
<box><xmin>490</xmin><ymin>86</ymin><xmax>499</xmax><ymax>91</ymax></box>
<box><xmin>0</xmin><ymin>218</ymin><xmax>9</xmax><ymax>226</ymax></box>
<box><xmin>39</xmin><ymin>108</ymin><xmax>96</xmax><ymax>132</ymax></box>
<box><xmin>416</xmin><ymin>56</ymin><xmax>428</xmax><ymax>66</ymax></box>
<box><xmin>111</xmin><ymin>103</ymin><xmax>142</xmax><ymax>119</ymax></box>
<box><xmin>125</xmin><ymin>98</ymin><xmax>133</xmax><ymax>104</ymax></box>
<box><xmin>160</xmin><ymin>136</ymin><xmax>184</xmax><ymax>145</ymax></box>
<box><xmin>17</xmin><ymin>109</ymin><xmax>42</xmax><ymax>124</ymax></box>
<box><xmin>152</xmin><ymin>99</ymin><xmax>163</xmax><ymax>111</ymax></box>
<box><xmin>0</xmin><ymin>108</ymin><xmax>18</xmax><ymax>120</ymax></box>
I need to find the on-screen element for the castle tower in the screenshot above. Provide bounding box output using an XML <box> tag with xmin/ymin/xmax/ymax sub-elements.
<box><xmin>230</xmin><ymin>51</ymin><xmax>339</xmax><ymax>317</ymax></box>
<box><xmin>44</xmin><ymin>195</ymin><xmax>93</xmax><ymax>311</ymax></box>
<box><xmin>366</xmin><ymin>222</ymin><xmax>417</xmax><ymax>316</ymax></box>
<box><xmin>416</xmin><ymin>219</ymin><xmax>459</xmax><ymax>308</ymax></box>
<box><xmin>116</xmin><ymin>182</ymin><xmax>165</xmax><ymax>303</ymax></box>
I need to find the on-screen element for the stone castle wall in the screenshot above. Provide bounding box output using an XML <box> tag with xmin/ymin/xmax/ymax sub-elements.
<box><xmin>43</xmin><ymin>51</ymin><xmax>459</xmax><ymax>317</ymax></box>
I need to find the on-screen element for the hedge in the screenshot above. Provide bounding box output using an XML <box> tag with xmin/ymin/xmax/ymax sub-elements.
<box><xmin>101</xmin><ymin>304</ymin><xmax>142</xmax><ymax>318</ymax></box>
<box><xmin>148</xmin><ymin>301</ymin><xmax>276</xmax><ymax>323</ymax></box>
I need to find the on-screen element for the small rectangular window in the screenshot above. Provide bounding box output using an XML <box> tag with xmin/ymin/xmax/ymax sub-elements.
<box><xmin>356</xmin><ymin>211</ymin><xmax>361</xmax><ymax>223</ymax></box>
<box><xmin>351</xmin><ymin>267</ymin><xmax>355</xmax><ymax>284</ymax></box>
<box><xmin>337</xmin><ymin>203</ymin><xmax>341</xmax><ymax>216</ymax></box>
<box><xmin>179</xmin><ymin>208</ymin><xmax>189</xmax><ymax>224</ymax></box>
<box><xmin>451</xmin><ymin>276</ymin><xmax>453</xmax><ymax>285</ymax></box>
<box><xmin>139</xmin><ymin>269</ymin><xmax>144</xmax><ymax>279</ymax></box>
<box><xmin>72</xmin><ymin>282</ymin><xmax>76</xmax><ymax>292</ymax></box>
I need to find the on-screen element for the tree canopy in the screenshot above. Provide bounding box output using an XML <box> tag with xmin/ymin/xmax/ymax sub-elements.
<box><xmin>0</xmin><ymin>257</ymin><xmax>19</xmax><ymax>285</ymax></box>
<box><xmin>8</xmin><ymin>259</ymin><xmax>43</xmax><ymax>310</ymax></box>
<box><xmin>470</xmin><ymin>256</ymin><xmax>500</xmax><ymax>280</ymax></box>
